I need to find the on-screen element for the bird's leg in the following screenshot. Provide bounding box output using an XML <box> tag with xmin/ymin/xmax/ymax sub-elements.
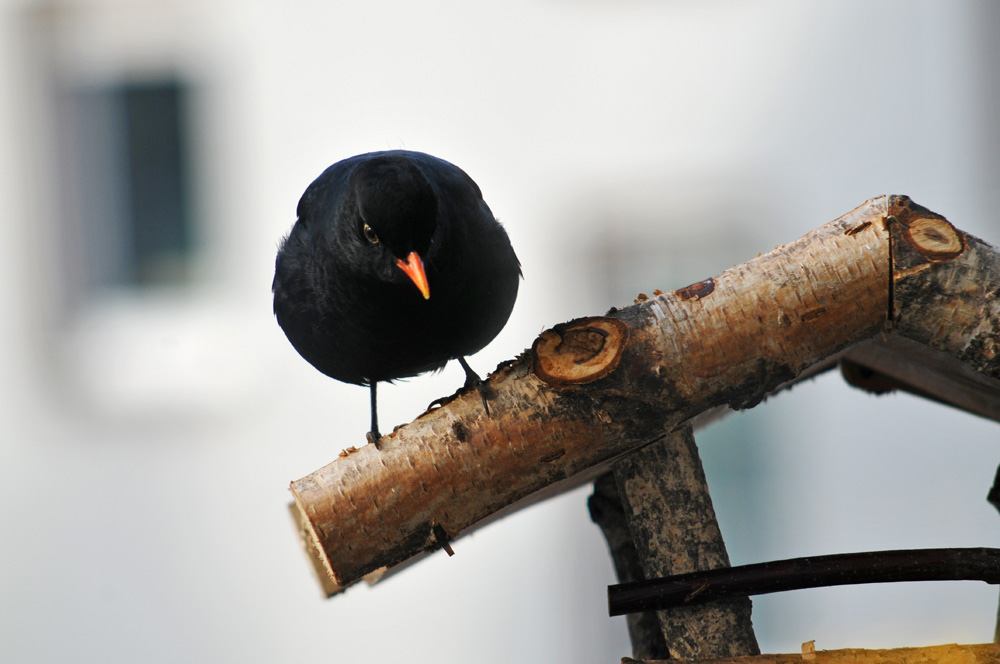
<box><xmin>366</xmin><ymin>382</ymin><xmax>382</xmax><ymax>449</ymax></box>
<box><xmin>457</xmin><ymin>356</ymin><xmax>494</xmax><ymax>417</ymax></box>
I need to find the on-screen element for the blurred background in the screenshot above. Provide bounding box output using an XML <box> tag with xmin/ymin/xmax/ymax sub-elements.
<box><xmin>2</xmin><ymin>0</ymin><xmax>999</xmax><ymax>661</ymax></box>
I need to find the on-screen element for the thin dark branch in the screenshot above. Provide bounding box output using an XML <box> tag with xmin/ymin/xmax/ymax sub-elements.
<box><xmin>609</xmin><ymin>548</ymin><xmax>1000</xmax><ymax>616</ymax></box>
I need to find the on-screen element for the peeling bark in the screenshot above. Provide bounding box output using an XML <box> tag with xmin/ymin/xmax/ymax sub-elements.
<box><xmin>838</xmin><ymin>196</ymin><xmax>1000</xmax><ymax>420</ymax></box>
<box><xmin>288</xmin><ymin>195</ymin><xmax>1000</xmax><ymax>594</ymax></box>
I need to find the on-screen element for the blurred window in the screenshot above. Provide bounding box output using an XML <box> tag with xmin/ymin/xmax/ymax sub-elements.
<box><xmin>60</xmin><ymin>77</ymin><xmax>195</xmax><ymax>298</ymax></box>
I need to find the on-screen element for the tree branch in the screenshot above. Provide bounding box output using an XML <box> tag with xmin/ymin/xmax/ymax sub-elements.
<box><xmin>609</xmin><ymin>548</ymin><xmax>1000</xmax><ymax>615</ymax></box>
<box><xmin>589</xmin><ymin>473</ymin><xmax>670</xmax><ymax>660</ymax></box>
<box><xmin>288</xmin><ymin>195</ymin><xmax>1000</xmax><ymax>594</ymax></box>
<box><xmin>627</xmin><ymin>642</ymin><xmax>1000</xmax><ymax>664</ymax></box>
<box><xmin>608</xmin><ymin>426</ymin><xmax>759</xmax><ymax>659</ymax></box>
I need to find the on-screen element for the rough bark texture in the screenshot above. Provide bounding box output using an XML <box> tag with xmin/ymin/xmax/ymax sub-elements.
<box><xmin>840</xmin><ymin>196</ymin><xmax>1000</xmax><ymax>420</ymax></box>
<box><xmin>589</xmin><ymin>473</ymin><xmax>670</xmax><ymax>660</ymax></box>
<box><xmin>626</xmin><ymin>642</ymin><xmax>1000</xmax><ymax>664</ymax></box>
<box><xmin>288</xmin><ymin>195</ymin><xmax>1000</xmax><ymax>594</ymax></box>
<box><xmin>610</xmin><ymin>426</ymin><xmax>759</xmax><ymax>659</ymax></box>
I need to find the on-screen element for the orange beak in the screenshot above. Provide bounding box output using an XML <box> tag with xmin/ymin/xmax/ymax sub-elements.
<box><xmin>396</xmin><ymin>251</ymin><xmax>430</xmax><ymax>300</ymax></box>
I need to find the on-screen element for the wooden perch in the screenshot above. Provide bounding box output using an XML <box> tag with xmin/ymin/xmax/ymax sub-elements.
<box><xmin>289</xmin><ymin>195</ymin><xmax>1000</xmax><ymax>594</ymax></box>
<box><xmin>627</xmin><ymin>642</ymin><xmax>1000</xmax><ymax>664</ymax></box>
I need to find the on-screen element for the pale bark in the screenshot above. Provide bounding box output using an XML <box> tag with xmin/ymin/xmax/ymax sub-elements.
<box><xmin>288</xmin><ymin>195</ymin><xmax>1000</xmax><ymax>594</ymax></box>
<box><xmin>625</xmin><ymin>642</ymin><xmax>1000</xmax><ymax>664</ymax></box>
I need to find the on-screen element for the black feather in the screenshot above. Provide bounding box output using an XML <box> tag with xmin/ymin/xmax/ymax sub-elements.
<box><xmin>273</xmin><ymin>150</ymin><xmax>521</xmax><ymax>442</ymax></box>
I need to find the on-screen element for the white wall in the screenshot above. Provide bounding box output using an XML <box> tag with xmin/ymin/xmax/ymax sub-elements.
<box><xmin>1</xmin><ymin>1</ymin><xmax>998</xmax><ymax>662</ymax></box>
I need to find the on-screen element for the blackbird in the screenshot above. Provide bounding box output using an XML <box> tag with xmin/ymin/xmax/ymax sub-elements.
<box><xmin>272</xmin><ymin>150</ymin><xmax>521</xmax><ymax>445</ymax></box>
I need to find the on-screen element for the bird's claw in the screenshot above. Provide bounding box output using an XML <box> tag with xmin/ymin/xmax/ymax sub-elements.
<box><xmin>366</xmin><ymin>430</ymin><xmax>382</xmax><ymax>450</ymax></box>
<box><xmin>426</xmin><ymin>395</ymin><xmax>450</xmax><ymax>412</ymax></box>
<box><xmin>465</xmin><ymin>375</ymin><xmax>495</xmax><ymax>417</ymax></box>
<box><xmin>457</xmin><ymin>356</ymin><xmax>495</xmax><ymax>418</ymax></box>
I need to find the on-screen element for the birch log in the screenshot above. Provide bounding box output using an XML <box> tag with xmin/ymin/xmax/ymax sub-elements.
<box><xmin>609</xmin><ymin>426</ymin><xmax>760</xmax><ymax>659</ymax></box>
<box><xmin>289</xmin><ymin>195</ymin><xmax>1000</xmax><ymax>594</ymax></box>
<box><xmin>627</xmin><ymin>642</ymin><xmax>1000</xmax><ymax>664</ymax></box>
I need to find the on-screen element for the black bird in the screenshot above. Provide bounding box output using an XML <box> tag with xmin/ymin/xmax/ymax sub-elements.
<box><xmin>272</xmin><ymin>150</ymin><xmax>521</xmax><ymax>445</ymax></box>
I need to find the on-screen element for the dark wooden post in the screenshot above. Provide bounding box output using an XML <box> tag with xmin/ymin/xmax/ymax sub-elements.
<box><xmin>592</xmin><ymin>425</ymin><xmax>759</xmax><ymax>659</ymax></box>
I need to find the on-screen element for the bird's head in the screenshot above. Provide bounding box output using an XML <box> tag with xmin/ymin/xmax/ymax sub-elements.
<box><xmin>347</xmin><ymin>156</ymin><xmax>439</xmax><ymax>299</ymax></box>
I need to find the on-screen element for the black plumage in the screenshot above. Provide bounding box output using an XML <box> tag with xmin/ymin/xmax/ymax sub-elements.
<box><xmin>272</xmin><ymin>150</ymin><xmax>521</xmax><ymax>444</ymax></box>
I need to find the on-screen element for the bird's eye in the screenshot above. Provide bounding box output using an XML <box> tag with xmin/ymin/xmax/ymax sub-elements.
<box><xmin>362</xmin><ymin>224</ymin><xmax>380</xmax><ymax>245</ymax></box>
